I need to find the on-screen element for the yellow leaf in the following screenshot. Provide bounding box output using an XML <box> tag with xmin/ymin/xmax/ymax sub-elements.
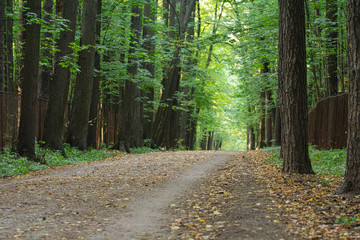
<box><xmin>198</xmin><ymin>218</ymin><xmax>206</xmax><ymax>223</ymax></box>
<box><xmin>273</xmin><ymin>220</ymin><xmax>279</xmax><ymax>223</ymax></box>
<box><xmin>213</xmin><ymin>211</ymin><xmax>221</xmax><ymax>215</ymax></box>
<box><xmin>122</xmin><ymin>205</ymin><xmax>127</xmax><ymax>209</ymax></box>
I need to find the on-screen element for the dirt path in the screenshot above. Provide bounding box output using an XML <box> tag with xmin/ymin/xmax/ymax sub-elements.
<box><xmin>0</xmin><ymin>151</ymin><xmax>292</xmax><ymax>240</ymax></box>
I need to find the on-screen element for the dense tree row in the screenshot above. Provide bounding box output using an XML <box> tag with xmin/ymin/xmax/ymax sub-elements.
<box><xmin>0</xmin><ymin>0</ymin><xmax>230</xmax><ymax>158</ymax></box>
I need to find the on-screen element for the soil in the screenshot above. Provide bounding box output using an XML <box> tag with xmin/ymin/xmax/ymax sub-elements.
<box><xmin>0</xmin><ymin>151</ymin><xmax>294</xmax><ymax>240</ymax></box>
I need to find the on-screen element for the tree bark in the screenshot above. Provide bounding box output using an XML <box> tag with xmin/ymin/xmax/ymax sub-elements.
<box><xmin>257</xmin><ymin>91</ymin><xmax>266</xmax><ymax>150</ymax></box>
<box><xmin>265</xmin><ymin>90</ymin><xmax>273</xmax><ymax>146</ymax></box>
<box><xmin>336</xmin><ymin>0</ymin><xmax>360</xmax><ymax>194</ymax></box>
<box><xmin>67</xmin><ymin>0</ymin><xmax>97</xmax><ymax>150</ymax></box>
<box><xmin>142</xmin><ymin>0</ymin><xmax>156</xmax><ymax>143</ymax></box>
<box><xmin>200</xmin><ymin>130</ymin><xmax>207</xmax><ymax>150</ymax></box>
<box><xmin>0</xmin><ymin>0</ymin><xmax>5</xmax><ymax>90</ymax></box>
<box><xmin>87</xmin><ymin>0</ymin><xmax>102</xmax><ymax>149</ymax></box>
<box><xmin>17</xmin><ymin>0</ymin><xmax>25</xmax><ymax>87</ymax></box>
<box><xmin>278</xmin><ymin>0</ymin><xmax>314</xmax><ymax>174</ymax></box>
<box><xmin>153</xmin><ymin>0</ymin><xmax>195</xmax><ymax>148</ymax></box>
<box><xmin>119</xmin><ymin>4</ymin><xmax>143</xmax><ymax>150</ymax></box>
<box><xmin>39</xmin><ymin>0</ymin><xmax>53</xmax><ymax>99</ymax></box>
<box><xmin>273</xmin><ymin>104</ymin><xmax>281</xmax><ymax>146</ymax></box>
<box><xmin>5</xmin><ymin>0</ymin><xmax>14</xmax><ymax>92</ymax></box>
<box><xmin>326</xmin><ymin>0</ymin><xmax>338</xmax><ymax>96</ymax></box>
<box><xmin>247</xmin><ymin>126</ymin><xmax>255</xmax><ymax>150</ymax></box>
<box><xmin>207</xmin><ymin>131</ymin><xmax>214</xmax><ymax>150</ymax></box>
<box><xmin>17</xmin><ymin>0</ymin><xmax>42</xmax><ymax>160</ymax></box>
<box><xmin>42</xmin><ymin>0</ymin><xmax>78</xmax><ymax>154</ymax></box>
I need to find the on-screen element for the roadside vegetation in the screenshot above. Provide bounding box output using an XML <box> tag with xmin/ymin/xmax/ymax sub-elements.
<box><xmin>0</xmin><ymin>144</ymin><xmax>117</xmax><ymax>177</ymax></box>
<box><xmin>265</xmin><ymin>146</ymin><xmax>347</xmax><ymax>176</ymax></box>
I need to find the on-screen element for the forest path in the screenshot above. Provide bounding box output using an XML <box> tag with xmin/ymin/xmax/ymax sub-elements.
<box><xmin>0</xmin><ymin>151</ymin><xmax>291</xmax><ymax>239</ymax></box>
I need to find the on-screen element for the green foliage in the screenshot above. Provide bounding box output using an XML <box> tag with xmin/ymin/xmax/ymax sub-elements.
<box><xmin>129</xmin><ymin>146</ymin><xmax>160</xmax><ymax>154</ymax></box>
<box><xmin>265</xmin><ymin>146</ymin><xmax>347</xmax><ymax>176</ymax></box>
<box><xmin>0</xmin><ymin>148</ymin><xmax>47</xmax><ymax>177</ymax></box>
<box><xmin>309</xmin><ymin>147</ymin><xmax>346</xmax><ymax>176</ymax></box>
<box><xmin>0</xmin><ymin>144</ymin><xmax>117</xmax><ymax>178</ymax></box>
<box><xmin>336</xmin><ymin>216</ymin><xmax>358</xmax><ymax>225</ymax></box>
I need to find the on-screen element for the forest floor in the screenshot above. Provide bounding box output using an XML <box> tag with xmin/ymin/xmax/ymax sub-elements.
<box><xmin>0</xmin><ymin>151</ymin><xmax>359</xmax><ymax>239</ymax></box>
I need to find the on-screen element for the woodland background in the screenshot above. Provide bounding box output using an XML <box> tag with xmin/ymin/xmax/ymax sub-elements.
<box><xmin>0</xmin><ymin>0</ymin><xmax>349</xmax><ymax>154</ymax></box>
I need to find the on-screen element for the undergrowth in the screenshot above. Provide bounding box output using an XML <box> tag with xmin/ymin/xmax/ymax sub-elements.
<box><xmin>129</xmin><ymin>146</ymin><xmax>160</xmax><ymax>154</ymax></box>
<box><xmin>264</xmin><ymin>146</ymin><xmax>346</xmax><ymax>176</ymax></box>
<box><xmin>0</xmin><ymin>143</ymin><xmax>117</xmax><ymax>178</ymax></box>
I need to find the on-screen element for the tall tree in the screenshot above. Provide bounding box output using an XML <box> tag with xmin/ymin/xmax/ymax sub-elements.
<box><xmin>17</xmin><ymin>0</ymin><xmax>42</xmax><ymax>160</ymax></box>
<box><xmin>273</xmin><ymin>100</ymin><xmax>281</xmax><ymax>146</ymax></box>
<box><xmin>87</xmin><ymin>0</ymin><xmax>102</xmax><ymax>149</ymax></box>
<box><xmin>142</xmin><ymin>0</ymin><xmax>157</xmax><ymax>143</ymax></box>
<box><xmin>39</xmin><ymin>0</ymin><xmax>54</xmax><ymax>99</ymax></box>
<box><xmin>42</xmin><ymin>0</ymin><xmax>79</xmax><ymax>154</ymax></box>
<box><xmin>0</xmin><ymin>0</ymin><xmax>5</xmax><ymax>90</ymax></box>
<box><xmin>256</xmin><ymin>91</ymin><xmax>265</xmax><ymax>150</ymax></box>
<box><xmin>5</xmin><ymin>0</ymin><xmax>14</xmax><ymax>92</ymax></box>
<box><xmin>67</xmin><ymin>0</ymin><xmax>98</xmax><ymax>150</ymax></box>
<box><xmin>278</xmin><ymin>0</ymin><xmax>314</xmax><ymax>174</ymax></box>
<box><xmin>326</xmin><ymin>0</ymin><xmax>338</xmax><ymax>96</ymax></box>
<box><xmin>118</xmin><ymin>3</ymin><xmax>143</xmax><ymax>150</ymax></box>
<box><xmin>17</xmin><ymin>0</ymin><xmax>25</xmax><ymax>87</ymax></box>
<box><xmin>153</xmin><ymin>0</ymin><xmax>196</xmax><ymax>148</ymax></box>
<box><xmin>336</xmin><ymin>0</ymin><xmax>360</xmax><ymax>194</ymax></box>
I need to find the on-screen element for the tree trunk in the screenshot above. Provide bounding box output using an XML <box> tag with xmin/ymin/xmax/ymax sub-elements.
<box><xmin>273</xmin><ymin>104</ymin><xmax>281</xmax><ymax>146</ymax></box>
<box><xmin>265</xmin><ymin>91</ymin><xmax>273</xmax><ymax>146</ymax></box>
<box><xmin>5</xmin><ymin>0</ymin><xmax>14</xmax><ymax>92</ymax></box>
<box><xmin>142</xmin><ymin>0</ymin><xmax>156</xmax><ymax>143</ymax></box>
<box><xmin>326</xmin><ymin>0</ymin><xmax>338</xmax><ymax>96</ymax></box>
<box><xmin>39</xmin><ymin>0</ymin><xmax>53</xmax><ymax>99</ymax></box>
<box><xmin>336</xmin><ymin>0</ymin><xmax>360</xmax><ymax>194</ymax></box>
<box><xmin>17</xmin><ymin>0</ymin><xmax>42</xmax><ymax>160</ymax></box>
<box><xmin>278</xmin><ymin>0</ymin><xmax>314</xmax><ymax>174</ymax></box>
<box><xmin>42</xmin><ymin>0</ymin><xmax>78</xmax><ymax>154</ymax></box>
<box><xmin>87</xmin><ymin>0</ymin><xmax>102</xmax><ymax>149</ymax></box>
<box><xmin>257</xmin><ymin>92</ymin><xmax>266</xmax><ymax>150</ymax></box>
<box><xmin>207</xmin><ymin>131</ymin><xmax>214</xmax><ymax>150</ymax></box>
<box><xmin>200</xmin><ymin>130</ymin><xmax>207</xmax><ymax>150</ymax></box>
<box><xmin>186</xmin><ymin>107</ymin><xmax>199</xmax><ymax>150</ymax></box>
<box><xmin>118</xmin><ymin>4</ymin><xmax>143</xmax><ymax>150</ymax></box>
<box><xmin>247</xmin><ymin>126</ymin><xmax>255</xmax><ymax>150</ymax></box>
<box><xmin>17</xmin><ymin>0</ymin><xmax>25</xmax><ymax>88</ymax></box>
<box><xmin>153</xmin><ymin>0</ymin><xmax>196</xmax><ymax>148</ymax></box>
<box><xmin>67</xmin><ymin>0</ymin><xmax>97</xmax><ymax>150</ymax></box>
<box><xmin>0</xmin><ymin>0</ymin><xmax>5</xmax><ymax>90</ymax></box>
<box><xmin>163</xmin><ymin>0</ymin><xmax>169</xmax><ymax>27</ymax></box>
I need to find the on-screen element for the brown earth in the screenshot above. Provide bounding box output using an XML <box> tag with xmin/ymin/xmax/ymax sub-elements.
<box><xmin>0</xmin><ymin>151</ymin><xmax>293</xmax><ymax>239</ymax></box>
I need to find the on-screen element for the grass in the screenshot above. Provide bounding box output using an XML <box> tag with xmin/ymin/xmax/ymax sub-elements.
<box><xmin>129</xmin><ymin>146</ymin><xmax>160</xmax><ymax>154</ymax></box>
<box><xmin>0</xmin><ymin>143</ymin><xmax>118</xmax><ymax>178</ymax></box>
<box><xmin>264</xmin><ymin>146</ymin><xmax>347</xmax><ymax>176</ymax></box>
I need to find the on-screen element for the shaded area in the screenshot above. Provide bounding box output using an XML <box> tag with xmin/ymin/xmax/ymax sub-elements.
<box><xmin>308</xmin><ymin>93</ymin><xmax>348</xmax><ymax>149</ymax></box>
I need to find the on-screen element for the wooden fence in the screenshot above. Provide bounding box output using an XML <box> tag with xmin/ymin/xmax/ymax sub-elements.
<box><xmin>0</xmin><ymin>91</ymin><xmax>119</xmax><ymax>150</ymax></box>
<box><xmin>308</xmin><ymin>93</ymin><xmax>348</xmax><ymax>149</ymax></box>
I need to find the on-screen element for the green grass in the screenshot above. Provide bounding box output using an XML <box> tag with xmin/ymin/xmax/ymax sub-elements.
<box><xmin>264</xmin><ymin>146</ymin><xmax>347</xmax><ymax>176</ymax></box>
<box><xmin>129</xmin><ymin>146</ymin><xmax>161</xmax><ymax>154</ymax></box>
<box><xmin>0</xmin><ymin>143</ymin><xmax>117</xmax><ymax>178</ymax></box>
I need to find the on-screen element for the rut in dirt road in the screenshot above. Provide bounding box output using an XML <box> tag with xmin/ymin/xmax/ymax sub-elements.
<box><xmin>0</xmin><ymin>151</ymin><xmax>291</xmax><ymax>240</ymax></box>
<box><xmin>90</xmin><ymin>152</ymin><xmax>234</xmax><ymax>240</ymax></box>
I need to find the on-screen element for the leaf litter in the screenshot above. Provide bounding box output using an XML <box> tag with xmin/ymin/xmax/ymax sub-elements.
<box><xmin>0</xmin><ymin>150</ymin><xmax>359</xmax><ymax>239</ymax></box>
